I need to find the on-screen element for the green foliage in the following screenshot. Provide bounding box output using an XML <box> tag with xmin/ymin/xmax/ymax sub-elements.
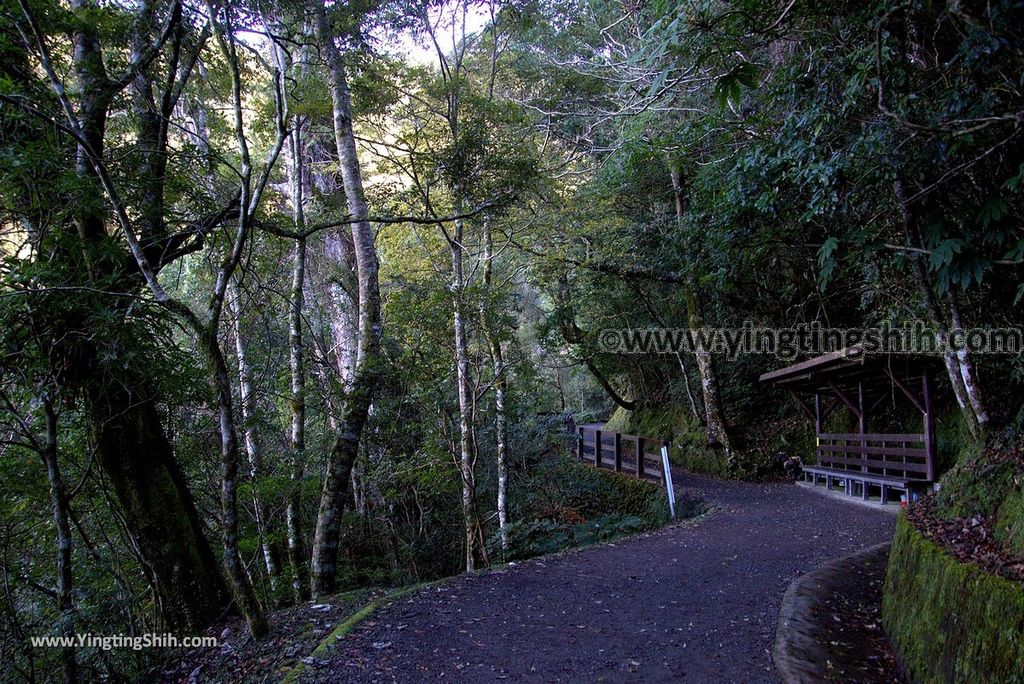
<box><xmin>495</xmin><ymin>513</ymin><xmax>650</xmax><ymax>562</ymax></box>
<box><xmin>883</xmin><ymin>514</ymin><xmax>1024</xmax><ymax>683</ymax></box>
<box><xmin>605</xmin><ymin>404</ymin><xmax>731</xmax><ymax>477</ymax></box>
<box><xmin>713</xmin><ymin>61</ymin><xmax>758</xmax><ymax>109</ymax></box>
<box><xmin>996</xmin><ymin>488</ymin><xmax>1024</xmax><ymax>556</ymax></box>
<box><xmin>932</xmin><ymin>448</ymin><xmax>1013</xmax><ymax>521</ymax></box>
<box><xmin>491</xmin><ymin>457</ymin><xmax>686</xmax><ymax>562</ymax></box>
<box><xmin>513</xmin><ymin>456</ymin><xmax>671</xmax><ymax>522</ymax></box>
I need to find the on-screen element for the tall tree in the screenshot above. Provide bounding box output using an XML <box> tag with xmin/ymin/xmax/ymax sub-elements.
<box><xmin>310</xmin><ymin>0</ymin><xmax>384</xmax><ymax>596</ymax></box>
<box><xmin>8</xmin><ymin>0</ymin><xmax>232</xmax><ymax>632</ymax></box>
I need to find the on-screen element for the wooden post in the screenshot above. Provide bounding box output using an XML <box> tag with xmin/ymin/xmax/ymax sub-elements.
<box><xmin>858</xmin><ymin>381</ymin><xmax>867</xmax><ymax>473</ymax></box>
<box><xmin>614</xmin><ymin>432</ymin><xmax>622</xmax><ymax>472</ymax></box>
<box><xmin>814</xmin><ymin>392</ymin><xmax>822</xmax><ymax>463</ymax></box>
<box><xmin>577</xmin><ymin>427</ymin><xmax>584</xmax><ymax>461</ymax></box>
<box><xmin>636</xmin><ymin>437</ymin><xmax>645</xmax><ymax>479</ymax></box>
<box><xmin>923</xmin><ymin>370</ymin><xmax>935</xmax><ymax>481</ymax></box>
<box><xmin>594</xmin><ymin>429</ymin><xmax>602</xmax><ymax>468</ymax></box>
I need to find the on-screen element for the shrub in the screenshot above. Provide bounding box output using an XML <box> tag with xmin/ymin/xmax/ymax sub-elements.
<box><xmin>491</xmin><ymin>456</ymin><xmax>692</xmax><ymax>561</ymax></box>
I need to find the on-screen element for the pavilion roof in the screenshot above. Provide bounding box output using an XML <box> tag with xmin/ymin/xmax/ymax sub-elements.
<box><xmin>758</xmin><ymin>346</ymin><xmax>940</xmax><ymax>395</ymax></box>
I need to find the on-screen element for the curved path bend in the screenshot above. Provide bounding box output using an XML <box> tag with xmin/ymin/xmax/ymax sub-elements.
<box><xmin>306</xmin><ymin>474</ymin><xmax>895</xmax><ymax>683</ymax></box>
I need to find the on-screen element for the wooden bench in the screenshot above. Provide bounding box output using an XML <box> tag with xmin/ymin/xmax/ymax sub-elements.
<box><xmin>803</xmin><ymin>432</ymin><xmax>932</xmax><ymax>503</ymax></box>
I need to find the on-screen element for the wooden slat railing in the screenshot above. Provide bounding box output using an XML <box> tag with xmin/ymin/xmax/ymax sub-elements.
<box><xmin>815</xmin><ymin>432</ymin><xmax>931</xmax><ymax>481</ymax></box>
<box><xmin>575</xmin><ymin>426</ymin><xmax>671</xmax><ymax>488</ymax></box>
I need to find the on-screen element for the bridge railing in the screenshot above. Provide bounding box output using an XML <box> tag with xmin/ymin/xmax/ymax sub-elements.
<box><xmin>575</xmin><ymin>426</ymin><xmax>671</xmax><ymax>488</ymax></box>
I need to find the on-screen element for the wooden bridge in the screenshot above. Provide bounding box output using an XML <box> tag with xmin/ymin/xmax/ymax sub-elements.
<box><xmin>575</xmin><ymin>426</ymin><xmax>672</xmax><ymax>488</ymax></box>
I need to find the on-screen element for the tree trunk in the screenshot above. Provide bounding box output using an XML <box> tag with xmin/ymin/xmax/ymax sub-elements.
<box><xmin>670</xmin><ymin>163</ymin><xmax>732</xmax><ymax>451</ymax></box>
<box><xmin>287</xmin><ymin>235</ymin><xmax>311</xmax><ymax>602</ymax></box>
<box><xmin>451</xmin><ymin>215</ymin><xmax>478</xmax><ymax>572</ymax></box>
<box><xmin>88</xmin><ymin>388</ymin><xmax>230</xmax><ymax>632</ymax></box>
<box><xmin>948</xmin><ymin>290</ymin><xmax>988</xmax><ymax>434</ymax></box>
<box><xmin>683</xmin><ymin>289</ymin><xmax>733</xmax><ymax>451</ymax></box>
<box><xmin>36</xmin><ymin>0</ymin><xmax>233</xmax><ymax>637</ymax></box>
<box><xmin>311</xmin><ymin>3</ymin><xmax>383</xmax><ymax>596</ymax></box>
<box><xmin>282</xmin><ymin>114</ymin><xmax>313</xmax><ymax>602</ymax></box>
<box><xmin>481</xmin><ymin>222</ymin><xmax>509</xmax><ymax>553</ymax></box>
<box><xmin>630</xmin><ymin>281</ymin><xmax>704</xmax><ymax>424</ymax></box>
<box><xmin>227</xmin><ymin>281</ymin><xmax>279</xmax><ymax>597</ymax></box>
<box><xmin>894</xmin><ymin>178</ymin><xmax>983</xmax><ymax>438</ymax></box>
<box><xmin>42</xmin><ymin>400</ymin><xmax>76</xmax><ymax>683</ymax></box>
<box><xmin>202</xmin><ymin>324</ymin><xmax>268</xmax><ymax>636</ymax></box>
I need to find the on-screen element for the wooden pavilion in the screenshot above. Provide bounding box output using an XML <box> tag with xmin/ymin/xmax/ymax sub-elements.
<box><xmin>760</xmin><ymin>347</ymin><xmax>940</xmax><ymax>503</ymax></box>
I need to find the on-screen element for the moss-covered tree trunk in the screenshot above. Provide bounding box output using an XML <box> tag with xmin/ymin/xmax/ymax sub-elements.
<box><xmin>311</xmin><ymin>1</ymin><xmax>383</xmax><ymax>596</ymax></box>
<box><xmin>286</xmin><ymin>129</ymin><xmax>311</xmax><ymax>602</ymax></box>
<box><xmin>89</xmin><ymin>389</ymin><xmax>229</xmax><ymax>632</ymax></box>
<box><xmin>227</xmin><ymin>281</ymin><xmax>280</xmax><ymax>598</ymax></box>
<box><xmin>894</xmin><ymin>178</ymin><xmax>986</xmax><ymax>439</ymax></box>
<box><xmin>670</xmin><ymin>163</ymin><xmax>732</xmax><ymax>453</ymax></box>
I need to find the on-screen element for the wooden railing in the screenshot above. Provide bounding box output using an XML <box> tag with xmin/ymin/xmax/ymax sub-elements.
<box><xmin>575</xmin><ymin>427</ymin><xmax>671</xmax><ymax>488</ymax></box>
<box><xmin>816</xmin><ymin>432</ymin><xmax>933</xmax><ymax>481</ymax></box>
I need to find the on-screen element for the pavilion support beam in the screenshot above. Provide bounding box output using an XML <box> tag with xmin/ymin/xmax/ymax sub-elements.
<box><xmin>814</xmin><ymin>392</ymin><xmax>822</xmax><ymax>433</ymax></box>
<box><xmin>829</xmin><ymin>382</ymin><xmax>862</xmax><ymax>419</ymax></box>
<box><xmin>883</xmin><ymin>367</ymin><xmax>926</xmax><ymax>413</ymax></box>
<box><xmin>814</xmin><ymin>393</ymin><xmax>823</xmax><ymax>464</ymax></box>
<box><xmin>789</xmin><ymin>390</ymin><xmax>815</xmax><ymax>422</ymax></box>
<box><xmin>820</xmin><ymin>397</ymin><xmax>839</xmax><ymax>423</ymax></box>
<box><xmin>858</xmin><ymin>381</ymin><xmax>867</xmax><ymax>473</ymax></box>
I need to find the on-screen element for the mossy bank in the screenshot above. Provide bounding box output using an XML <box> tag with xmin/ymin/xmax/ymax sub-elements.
<box><xmin>882</xmin><ymin>514</ymin><xmax>1024</xmax><ymax>683</ymax></box>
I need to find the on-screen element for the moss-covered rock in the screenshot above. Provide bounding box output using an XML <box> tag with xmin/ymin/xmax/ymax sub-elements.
<box><xmin>882</xmin><ymin>514</ymin><xmax>1024</xmax><ymax>683</ymax></box>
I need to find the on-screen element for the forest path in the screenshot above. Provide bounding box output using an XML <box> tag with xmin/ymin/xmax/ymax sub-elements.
<box><xmin>304</xmin><ymin>473</ymin><xmax>895</xmax><ymax>683</ymax></box>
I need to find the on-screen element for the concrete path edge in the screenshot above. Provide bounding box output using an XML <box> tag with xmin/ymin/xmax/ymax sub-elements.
<box><xmin>773</xmin><ymin>542</ymin><xmax>892</xmax><ymax>683</ymax></box>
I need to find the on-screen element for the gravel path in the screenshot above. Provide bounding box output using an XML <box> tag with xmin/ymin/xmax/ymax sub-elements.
<box><xmin>304</xmin><ymin>474</ymin><xmax>895</xmax><ymax>683</ymax></box>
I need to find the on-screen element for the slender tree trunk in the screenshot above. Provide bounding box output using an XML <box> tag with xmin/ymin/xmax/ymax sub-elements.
<box><xmin>948</xmin><ymin>290</ymin><xmax>988</xmax><ymax>433</ymax></box>
<box><xmin>451</xmin><ymin>215</ymin><xmax>477</xmax><ymax>572</ymax></box>
<box><xmin>630</xmin><ymin>281</ymin><xmax>704</xmax><ymax>424</ymax></box>
<box><xmin>42</xmin><ymin>400</ymin><xmax>75</xmax><ymax>683</ymax></box>
<box><xmin>480</xmin><ymin>222</ymin><xmax>509</xmax><ymax>553</ymax></box>
<box><xmin>203</xmin><ymin>323</ymin><xmax>268</xmax><ymax>637</ymax></box>
<box><xmin>226</xmin><ymin>281</ymin><xmax>279</xmax><ymax>596</ymax></box>
<box><xmin>894</xmin><ymin>178</ymin><xmax>983</xmax><ymax>438</ymax></box>
<box><xmin>670</xmin><ymin>163</ymin><xmax>732</xmax><ymax>451</ymax></box>
<box><xmin>197</xmin><ymin>1</ymin><xmax>288</xmax><ymax>634</ymax></box>
<box><xmin>287</xmin><ymin>234</ymin><xmax>311</xmax><ymax>602</ymax></box>
<box><xmin>311</xmin><ymin>3</ymin><xmax>383</xmax><ymax>596</ymax></box>
<box><xmin>350</xmin><ymin>449</ymin><xmax>367</xmax><ymax>516</ymax></box>
<box><xmin>683</xmin><ymin>289</ymin><xmax>733</xmax><ymax>451</ymax></box>
<box><xmin>493</xmin><ymin>359</ymin><xmax>509</xmax><ymax>552</ymax></box>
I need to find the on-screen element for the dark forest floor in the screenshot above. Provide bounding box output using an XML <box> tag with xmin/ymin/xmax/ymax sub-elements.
<box><xmin>154</xmin><ymin>588</ymin><xmax>378</xmax><ymax>682</ymax></box>
<box><xmin>292</xmin><ymin>473</ymin><xmax>896</xmax><ymax>683</ymax></box>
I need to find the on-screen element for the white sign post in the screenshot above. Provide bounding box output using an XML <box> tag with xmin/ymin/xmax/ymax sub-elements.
<box><xmin>661</xmin><ymin>445</ymin><xmax>676</xmax><ymax>519</ymax></box>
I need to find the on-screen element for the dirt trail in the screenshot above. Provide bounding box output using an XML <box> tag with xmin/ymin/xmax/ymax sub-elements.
<box><xmin>302</xmin><ymin>473</ymin><xmax>895</xmax><ymax>683</ymax></box>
